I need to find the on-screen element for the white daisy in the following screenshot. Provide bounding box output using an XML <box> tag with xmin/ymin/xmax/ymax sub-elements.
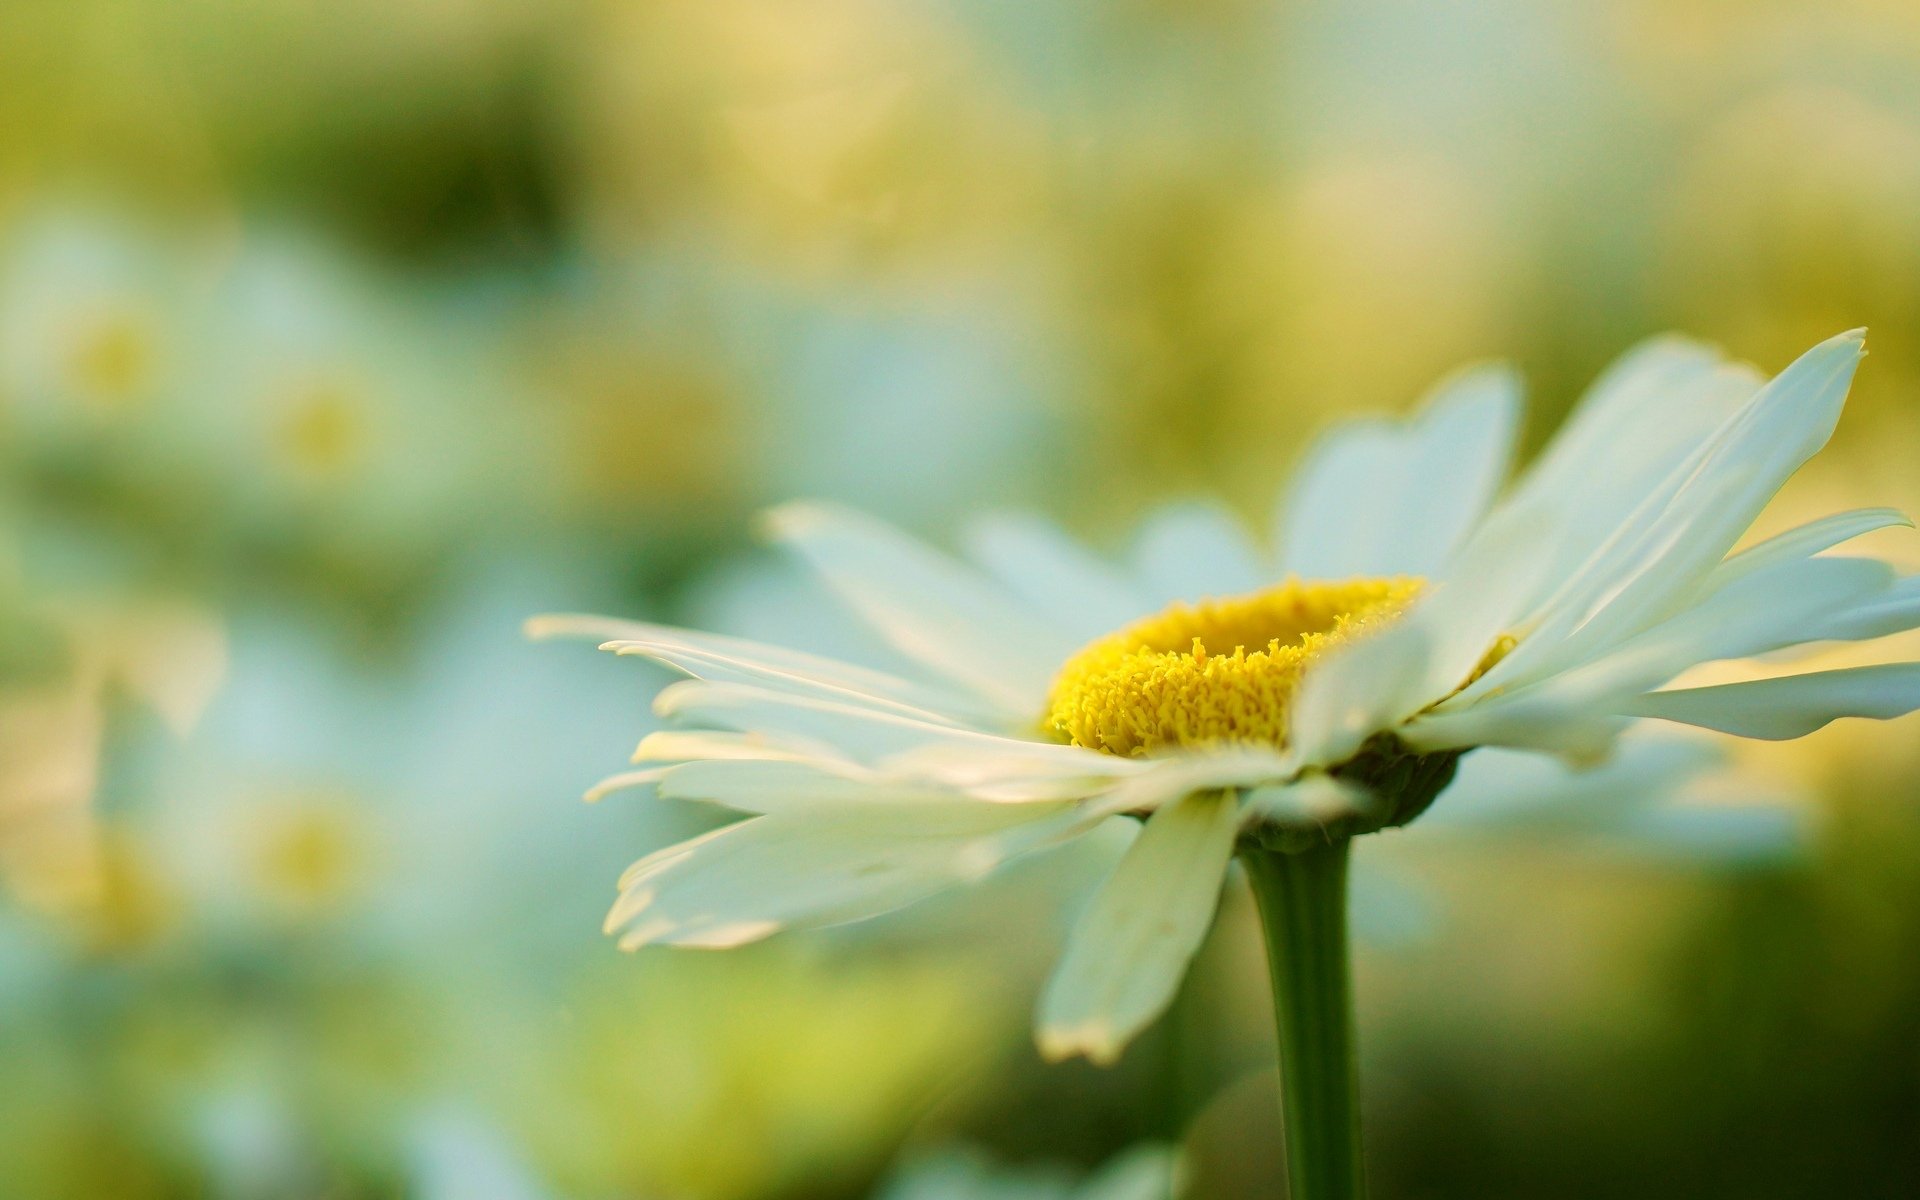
<box><xmin>533</xmin><ymin>329</ymin><xmax>1920</xmax><ymax>1068</ymax></box>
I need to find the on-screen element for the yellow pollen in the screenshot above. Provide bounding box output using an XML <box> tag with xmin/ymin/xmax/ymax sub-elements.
<box><xmin>1043</xmin><ymin>577</ymin><xmax>1424</xmax><ymax>757</ymax></box>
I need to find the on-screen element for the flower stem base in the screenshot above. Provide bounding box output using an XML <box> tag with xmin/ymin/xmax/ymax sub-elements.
<box><xmin>1241</xmin><ymin>838</ymin><xmax>1366</xmax><ymax>1200</ymax></box>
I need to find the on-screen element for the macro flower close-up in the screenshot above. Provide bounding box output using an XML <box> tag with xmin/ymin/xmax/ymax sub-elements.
<box><xmin>539</xmin><ymin>328</ymin><xmax>1920</xmax><ymax>1196</ymax></box>
<box><xmin>14</xmin><ymin>2</ymin><xmax>1920</xmax><ymax>1198</ymax></box>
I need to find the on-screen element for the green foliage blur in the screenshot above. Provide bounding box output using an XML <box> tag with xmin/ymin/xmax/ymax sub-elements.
<box><xmin>3</xmin><ymin>1</ymin><xmax>1919</xmax><ymax>1197</ymax></box>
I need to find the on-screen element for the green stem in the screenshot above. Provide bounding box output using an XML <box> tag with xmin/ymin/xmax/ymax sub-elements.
<box><xmin>1241</xmin><ymin>838</ymin><xmax>1366</xmax><ymax>1200</ymax></box>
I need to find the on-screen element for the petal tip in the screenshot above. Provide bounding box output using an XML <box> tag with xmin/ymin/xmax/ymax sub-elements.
<box><xmin>1827</xmin><ymin>327</ymin><xmax>1868</xmax><ymax>357</ymax></box>
<box><xmin>756</xmin><ymin>499</ymin><xmax>833</xmax><ymax>544</ymax></box>
<box><xmin>1035</xmin><ymin>1024</ymin><xmax>1122</xmax><ymax>1067</ymax></box>
<box><xmin>651</xmin><ymin>682</ymin><xmax>696</xmax><ymax>718</ymax></box>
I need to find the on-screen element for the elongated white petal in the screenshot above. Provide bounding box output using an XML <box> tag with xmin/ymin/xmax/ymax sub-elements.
<box><xmin>1287</xmin><ymin>620</ymin><xmax>1434</xmax><ymax>769</ymax></box>
<box><xmin>1463</xmin><ymin>331</ymin><xmax>1865</xmax><ymax>701</ymax></box>
<box><xmin>1486</xmin><ymin>340</ymin><xmax>1761</xmax><ymax>615</ymax></box>
<box><xmin>1804</xmin><ymin>574</ymin><xmax>1920</xmax><ymax>644</ymax></box>
<box><xmin>633</xmin><ymin>729</ymin><xmax>824</xmax><ymax>764</ymax></box>
<box><xmin>609</xmin><ymin>641</ymin><xmax>982</xmax><ymax>728</ymax></box>
<box><xmin>1242</xmin><ymin>775</ymin><xmax>1372</xmax><ymax>825</ymax></box>
<box><xmin>1451</xmin><ymin>498</ymin><xmax>1889</xmax><ymax>722</ymax></box>
<box><xmin>655</xmin><ymin>680</ymin><xmax>1052</xmax><ymax>766</ymax></box>
<box><xmin>1529</xmin><ymin>555</ymin><xmax>1895</xmax><ymax>703</ymax></box>
<box><xmin>966</xmin><ymin>513</ymin><xmax>1151</xmax><ymax>643</ymax></box>
<box><xmin>880</xmin><ymin>740</ymin><xmax>1151</xmax><ymax>805</ymax></box>
<box><xmin>1087</xmin><ymin>747</ymin><xmax>1308</xmax><ymax>819</ymax></box>
<box><xmin>607</xmin><ymin>801</ymin><xmax>1085</xmax><ymax>949</ymax></box>
<box><xmin>656</xmin><ymin>758</ymin><xmax>962</xmax><ymax>812</ymax></box>
<box><xmin>1393</xmin><ymin>497</ymin><xmax>1565</xmax><ymax>713</ymax></box>
<box><xmin>1037</xmin><ymin>790</ymin><xmax>1240</xmax><ymax>1064</ymax></box>
<box><xmin>1278</xmin><ymin>363</ymin><xmax>1518</xmax><ymax>580</ymax></box>
<box><xmin>1626</xmin><ymin>663</ymin><xmax>1920</xmax><ymax>739</ymax></box>
<box><xmin>1128</xmin><ymin>501</ymin><xmax>1267</xmax><ymax>604</ymax></box>
<box><xmin>1578</xmin><ymin>332</ymin><xmax>1863</xmax><ymax>629</ymax></box>
<box><xmin>1291</xmin><ymin>409</ymin><xmax>1649</xmax><ymax>762</ymax></box>
<box><xmin>585</xmin><ymin>767</ymin><xmax>670</xmax><ymax>803</ymax></box>
<box><xmin>653</xmin><ymin>682</ymin><xmax>1137</xmax><ymax>805</ymax></box>
<box><xmin>763</xmin><ymin>502</ymin><xmax>1075</xmax><ymax>715</ymax></box>
<box><xmin>1444</xmin><ymin>466</ymin><xmax>1760</xmax><ymax>707</ymax></box>
<box><xmin>1403</xmin><ymin>701</ymin><xmax>1630</xmax><ymax>760</ymax></box>
<box><xmin>1710</xmin><ymin>507</ymin><xmax>1910</xmax><ymax>591</ymax></box>
<box><xmin>1517</xmin><ymin>338</ymin><xmax>1730</xmax><ymax>497</ymax></box>
<box><xmin>531</xmin><ymin>613</ymin><xmax>994</xmax><ymax>722</ymax></box>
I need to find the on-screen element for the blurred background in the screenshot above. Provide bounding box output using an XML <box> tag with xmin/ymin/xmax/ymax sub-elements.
<box><xmin>4</xmin><ymin>0</ymin><xmax>1920</xmax><ymax>1196</ymax></box>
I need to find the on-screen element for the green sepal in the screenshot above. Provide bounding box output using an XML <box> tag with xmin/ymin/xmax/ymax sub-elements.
<box><xmin>1242</xmin><ymin>734</ymin><xmax>1464</xmax><ymax>854</ymax></box>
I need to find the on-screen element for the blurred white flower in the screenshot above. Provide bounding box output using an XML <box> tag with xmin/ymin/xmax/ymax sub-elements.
<box><xmin>0</xmin><ymin>202</ymin><xmax>200</xmax><ymax>423</ymax></box>
<box><xmin>167</xmin><ymin>231</ymin><xmax>539</xmax><ymax>541</ymax></box>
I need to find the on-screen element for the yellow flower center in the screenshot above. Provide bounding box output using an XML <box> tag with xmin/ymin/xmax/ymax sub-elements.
<box><xmin>1043</xmin><ymin>577</ymin><xmax>1423</xmax><ymax>757</ymax></box>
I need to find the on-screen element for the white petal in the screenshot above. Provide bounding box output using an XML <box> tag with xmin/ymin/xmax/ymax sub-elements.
<box><xmin>1710</xmin><ymin>507</ymin><xmax>1910</xmax><ymax>591</ymax></box>
<box><xmin>584</xmin><ymin>767</ymin><xmax>671</xmax><ymax>803</ymax></box>
<box><xmin>1279</xmin><ymin>420</ymin><xmax>1585</xmax><ymax>771</ymax></box>
<box><xmin>1461</xmin><ymin>331</ymin><xmax>1865</xmax><ymax>701</ymax></box>
<box><xmin>1571</xmin><ymin>332</ymin><xmax>1863</xmax><ymax>635</ymax></box>
<box><xmin>1442</xmin><ymin>466</ymin><xmax>1758</xmax><ymax>706</ymax></box>
<box><xmin>1241</xmin><ymin>775</ymin><xmax>1373</xmax><ymax>825</ymax></box>
<box><xmin>1514</xmin><ymin>555</ymin><xmax>1895</xmax><ymax>705</ymax></box>
<box><xmin>530</xmin><ymin>613</ymin><xmax>993</xmax><ymax>723</ymax></box>
<box><xmin>1403</xmin><ymin>701</ymin><xmax>1630</xmax><ymax>760</ymax></box>
<box><xmin>763</xmin><ymin>502</ymin><xmax>1076</xmax><ymax>715</ymax></box>
<box><xmin>1486</xmin><ymin>339</ymin><xmax>1761</xmax><ymax>615</ymax></box>
<box><xmin>655</xmin><ymin>758</ymin><xmax>964</xmax><ymax>812</ymax></box>
<box><xmin>1287</xmin><ymin>620</ymin><xmax>1434</xmax><ymax>769</ymax></box>
<box><xmin>652</xmin><ymin>682</ymin><xmax>1142</xmax><ymax>808</ymax></box>
<box><xmin>1087</xmin><ymin>747</ymin><xmax>1306</xmax><ymax>818</ymax></box>
<box><xmin>1474</xmin><ymin>549</ymin><xmax>1892</xmax><ymax>730</ymax></box>
<box><xmin>606</xmin><ymin>800</ymin><xmax>1085</xmax><ymax>949</ymax></box>
<box><xmin>1468</xmin><ymin>492</ymin><xmax>1892</xmax><ymax>717</ymax></box>
<box><xmin>966</xmin><ymin>513</ymin><xmax>1151</xmax><ymax>643</ymax></box>
<box><xmin>1626</xmin><ymin>663</ymin><xmax>1920</xmax><ymax>740</ymax></box>
<box><xmin>606</xmin><ymin>640</ymin><xmax>983</xmax><ymax>727</ymax></box>
<box><xmin>1804</xmin><ymin>574</ymin><xmax>1920</xmax><ymax>644</ymax></box>
<box><xmin>880</xmin><ymin>740</ymin><xmax>1151</xmax><ymax>805</ymax></box>
<box><xmin>633</xmin><ymin>729</ymin><xmax>825</xmax><ymax>764</ymax></box>
<box><xmin>1128</xmin><ymin>501</ymin><xmax>1267</xmax><ymax>604</ymax></box>
<box><xmin>1277</xmin><ymin>362</ymin><xmax>1518</xmax><ymax>580</ymax></box>
<box><xmin>1389</xmin><ymin>497</ymin><xmax>1567</xmax><ymax>714</ymax></box>
<box><xmin>655</xmin><ymin>680</ymin><xmax>1048</xmax><ymax>766</ymax></box>
<box><xmin>1036</xmin><ymin>790</ymin><xmax>1240</xmax><ymax>1064</ymax></box>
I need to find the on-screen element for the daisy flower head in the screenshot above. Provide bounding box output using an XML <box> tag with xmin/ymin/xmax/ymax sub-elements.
<box><xmin>534</xmin><ymin>329</ymin><xmax>1920</xmax><ymax>1067</ymax></box>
